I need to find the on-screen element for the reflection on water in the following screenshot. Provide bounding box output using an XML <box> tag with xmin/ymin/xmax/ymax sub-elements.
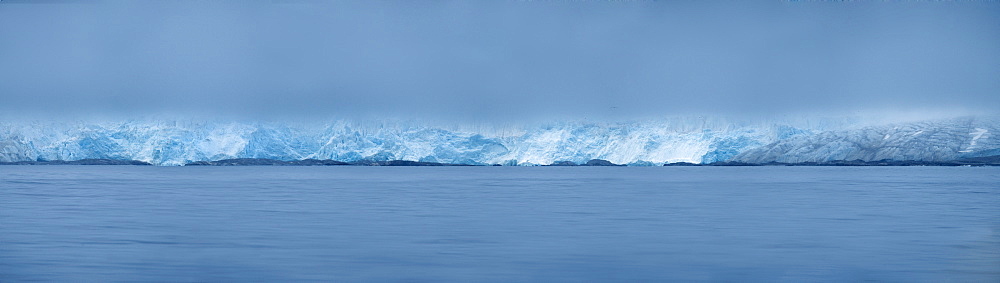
<box><xmin>1</xmin><ymin>166</ymin><xmax>998</xmax><ymax>282</ymax></box>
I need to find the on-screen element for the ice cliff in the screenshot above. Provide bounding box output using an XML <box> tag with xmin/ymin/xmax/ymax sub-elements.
<box><xmin>0</xmin><ymin>117</ymin><xmax>995</xmax><ymax>166</ymax></box>
<box><xmin>732</xmin><ymin>117</ymin><xmax>999</xmax><ymax>163</ymax></box>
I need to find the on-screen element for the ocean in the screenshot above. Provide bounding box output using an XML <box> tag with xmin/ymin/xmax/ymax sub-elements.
<box><xmin>1</xmin><ymin>166</ymin><xmax>998</xmax><ymax>282</ymax></box>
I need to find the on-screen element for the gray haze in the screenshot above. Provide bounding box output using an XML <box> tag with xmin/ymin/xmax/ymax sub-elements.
<box><xmin>1</xmin><ymin>0</ymin><xmax>998</xmax><ymax>121</ymax></box>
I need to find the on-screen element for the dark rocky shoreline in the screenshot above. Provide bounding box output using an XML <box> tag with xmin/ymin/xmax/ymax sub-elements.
<box><xmin>186</xmin><ymin>158</ymin><xmax>473</xmax><ymax>166</ymax></box>
<box><xmin>544</xmin><ymin>159</ymin><xmax>626</xmax><ymax>166</ymax></box>
<box><xmin>2</xmin><ymin>156</ymin><xmax>998</xmax><ymax>166</ymax></box>
<box><xmin>668</xmin><ymin>155</ymin><xmax>1000</xmax><ymax>167</ymax></box>
<box><xmin>0</xmin><ymin>159</ymin><xmax>153</xmax><ymax>165</ymax></box>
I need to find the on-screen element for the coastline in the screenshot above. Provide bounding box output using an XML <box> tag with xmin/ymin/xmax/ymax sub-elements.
<box><xmin>3</xmin><ymin>156</ymin><xmax>998</xmax><ymax>167</ymax></box>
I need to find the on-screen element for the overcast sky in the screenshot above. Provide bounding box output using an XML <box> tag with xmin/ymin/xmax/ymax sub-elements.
<box><xmin>1</xmin><ymin>0</ymin><xmax>997</xmax><ymax>121</ymax></box>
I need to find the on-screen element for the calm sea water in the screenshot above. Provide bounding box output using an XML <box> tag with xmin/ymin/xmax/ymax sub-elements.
<box><xmin>1</xmin><ymin>166</ymin><xmax>998</xmax><ymax>282</ymax></box>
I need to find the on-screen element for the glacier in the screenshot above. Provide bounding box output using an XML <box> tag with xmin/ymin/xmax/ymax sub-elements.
<box><xmin>0</xmin><ymin>117</ymin><xmax>996</xmax><ymax>166</ymax></box>
<box><xmin>733</xmin><ymin>117</ymin><xmax>1000</xmax><ymax>163</ymax></box>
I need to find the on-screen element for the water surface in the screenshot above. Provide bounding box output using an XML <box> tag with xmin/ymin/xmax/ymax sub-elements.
<box><xmin>2</xmin><ymin>166</ymin><xmax>998</xmax><ymax>282</ymax></box>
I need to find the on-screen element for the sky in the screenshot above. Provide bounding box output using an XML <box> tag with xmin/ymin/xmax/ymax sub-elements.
<box><xmin>0</xmin><ymin>0</ymin><xmax>998</xmax><ymax>121</ymax></box>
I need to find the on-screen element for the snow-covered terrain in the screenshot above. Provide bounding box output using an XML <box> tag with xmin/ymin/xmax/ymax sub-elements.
<box><xmin>733</xmin><ymin>117</ymin><xmax>999</xmax><ymax>163</ymax></box>
<box><xmin>0</xmin><ymin>117</ymin><xmax>995</xmax><ymax>166</ymax></box>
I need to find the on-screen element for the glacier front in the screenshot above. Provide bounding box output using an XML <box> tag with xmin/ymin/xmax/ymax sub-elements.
<box><xmin>0</xmin><ymin>117</ymin><xmax>995</xmax><ymax>166</ymax></box>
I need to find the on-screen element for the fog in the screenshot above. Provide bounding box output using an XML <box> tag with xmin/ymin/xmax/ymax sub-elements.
<box><xmin>1</xmin><ymin>0</ymin><xmax>997</xmax><ymax>121</ymax></box>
